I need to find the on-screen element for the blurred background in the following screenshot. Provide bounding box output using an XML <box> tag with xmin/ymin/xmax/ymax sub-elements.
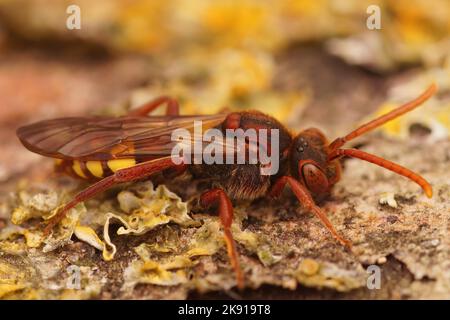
<box><xmin>0</xmin><ymin>0</ymin><xmax>449</xmax><ymax>182</ymax></box>
<box><xmin>0</xmin><ymin>0</ymin><xmax>449</xmax><ymax>301</ymax></box>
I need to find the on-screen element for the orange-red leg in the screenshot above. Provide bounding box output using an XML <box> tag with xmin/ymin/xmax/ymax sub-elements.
<box><xmin>44</xmin><ymin>157</ymin><xmax>179</xmax><ymax>235</ymax></box>
<box><xmin>200</xmin><ymin>188</ymin><xmax>244</xmax><ymax>290</ymax></box>
<box><xmin>270</xmin><ymin>176</ymin><xmax>352</xmax><ymax>248</ymax></box>
<box><xmin>127</xmin><ymin>96</ymin><xmax>180</xmax><ymax>116</ymax></box>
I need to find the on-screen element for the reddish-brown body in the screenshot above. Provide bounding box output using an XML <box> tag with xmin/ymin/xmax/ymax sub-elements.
<box><xmin>16</xmin><ymin>85</ymin><xmax>437</xmax><ymax>289</ymax></box>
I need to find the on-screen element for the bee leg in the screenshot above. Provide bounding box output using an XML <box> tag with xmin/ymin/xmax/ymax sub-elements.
<box><xmin>127</xmin><ymin>96</ymin><xmax>179</xmax><ymax>116</ymax></box>
<box><xmin>270</xmin><ymin>176</ymin><xmax>352</xmax><ymax>248</ymax></box>
<box><xmin>43</xmin><ymin>157</ymin><xmax>179</xmax><ymax>236</ymax></box>
<box><xmin>200</xmin><ymin>188</ymin><xmax>244</xmax><ymax>290</ymax></box>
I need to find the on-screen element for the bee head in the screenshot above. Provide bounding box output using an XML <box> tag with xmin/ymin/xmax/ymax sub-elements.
<box><xmin>290</xmin><ymin>128</ymin><xmax>341</xmax><ymax>198</ymax></box>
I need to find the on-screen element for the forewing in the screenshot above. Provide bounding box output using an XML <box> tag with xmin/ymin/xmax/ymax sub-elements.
<box><xmin>17</xmin><ymin>114</ymin><xmax>230</xmax><ymax>160</ymax></box>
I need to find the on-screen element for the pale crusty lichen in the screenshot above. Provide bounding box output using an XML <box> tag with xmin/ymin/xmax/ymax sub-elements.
<box><xmin>123</xmin><ymin>244</ymin><xmax>193</xmax><ymax>287</ymax></box>
<box><xmin>4</xmin><ymin>189</ymin><xmax>85</xmax><ymax>253</ymax></box>
<box><xmin>0</xmin><ymin>179</ymin><xmax>281</xmax><ymax>296</ymax></box>
<box><xmin>11</xmin><ymin>190</ymin><xmax>58</xmax><ymax>224</ymax></box>
<box><xmin>294</xmin><ymin>258</ymin><xmax>366</xmax><ymax>292</ymax></box>
<box><xmin>0</xmin><ymin>261</ymin><xmax>28</xmax><ymax>298</ymax></box>
<box><xmin>114</xmin><ymin>183</ymin><xmax>199</xmax><ymax>235</ymax></box>
<box><xmin>379</xmin><ymin>192</ymin><xmax>398</xmax><ymax>208</ymax></box>
<box><xmin>121</xmin><ymin>208</ymin><xmax>281</xmax><ymax>291</ymax></box>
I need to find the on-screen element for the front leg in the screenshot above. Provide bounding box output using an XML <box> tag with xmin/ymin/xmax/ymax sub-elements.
<box><xmin>200</xmin><ymin>188</ymin><xmax>244</xmax><ymax>289</ymax></box>
<box><xmin>44</xmin><ymin>157</ymin><xmax>179</xmax><ymax>235</ymax></box>
<box><xmin>270</xmin><ymin>176</ymin><xmax>352</xmax><ymax>248</ymax></box>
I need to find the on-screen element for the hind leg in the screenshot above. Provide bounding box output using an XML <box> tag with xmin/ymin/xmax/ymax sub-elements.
<box><xmin>44</xmin><ymin>157</ymin><xmax>179</xmax><ymax>235</ymax></box>
<box><xmin>127</xmin><ymin>96</ymin><xmax>179</xmax><ymax>116</ymax></box>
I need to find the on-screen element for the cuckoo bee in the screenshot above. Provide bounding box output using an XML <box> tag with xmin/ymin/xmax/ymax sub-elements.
<box><xmin>17</xmin><ymin>84</ymin><xmax>436</xmax><ymax>289</ymax></box>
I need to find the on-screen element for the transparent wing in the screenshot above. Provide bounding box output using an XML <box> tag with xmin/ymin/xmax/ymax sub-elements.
<box><xmin>17</xmin><ymin>114</ymin><xmax>231</xmax><ymax>160</ymax></box>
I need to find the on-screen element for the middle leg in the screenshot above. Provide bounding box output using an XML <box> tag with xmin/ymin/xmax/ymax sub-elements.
<box><xmin>200</xmin><ymin>188</ymin><xmax>244</xmax><ymax>289</ymax></box>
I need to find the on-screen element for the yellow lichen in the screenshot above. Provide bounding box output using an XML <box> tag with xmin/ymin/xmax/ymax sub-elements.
<box><xmin>294</xmin><ymin>260</ymin><xmax>365</xmax><ymax>292</ymax></box>
<box><xmin>2</xmin><ymin>189</ymin><xmax>86</xmax><ymax>254</ymax></box>
<box><xmin>11</xmin><ymin>191</ymin><xmax>58</xmax><ymax>224</ymax></box>
<box><xmin>123</xmin><ymin>244</ymin><xmax>194</xmax><ymax>287</ymax></box>
<box><xmin>116</xmin><ymin>182</ymin><xmax>198</xmax><ymax>235</ymax></box>
<box><xmin>74</xmin><ymin>226</ymin><xmax>105</xmax><ymax>251</ymax></box>
<box><xmin>42</xmin><ymin>205</ymin><xmax>85</xmax><ymax>253</ymax></box>
<box><xmin>89</xmin><ymin>181</ymin><xmax>199</xmax><ymax>260</ymax></box>
<box><xmin>364</xmin><ymin>78</ymin><xmax>450</xmax><ymax>141</ymax></box>
<box><xmin>0</xmin><ymin>262</ymin><xmax>29</xmax><ymax>299</ymax></box>
<box><xmin>298</xmin><ymin>258</ymin><xmax>320</xmax><ymax>276</ymax></box>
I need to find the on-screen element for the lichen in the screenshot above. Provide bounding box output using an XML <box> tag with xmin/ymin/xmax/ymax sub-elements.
<box><xmin>379</xmin><ymin>192</ymin><xmax>398</xmax><ymax>208</ymax></box>
<box><xmin>294</xmin><ymin>259</ymin><xmax>366</xmax><ymax>292</ymax></box>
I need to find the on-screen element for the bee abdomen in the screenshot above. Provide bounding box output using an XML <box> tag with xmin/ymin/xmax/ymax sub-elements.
<box><xmin>54</xmin><ymin>158</ymin><xmax>137</xmax><ymax>180</ymax></box>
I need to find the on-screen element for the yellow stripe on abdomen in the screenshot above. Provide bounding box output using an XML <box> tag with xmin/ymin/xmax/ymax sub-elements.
<box><xmin>107</xmin><ymin>159</ymin><xmax>136</xmax><ymax>172</ymax></box>
<box><xmin>86</xmin><ymin>161</ymin><xmax>104</xmax><ymax>178</ymax></box>
<box><xmin>72</xmin><ymin>160</ymin><xmax>88</xmax><ymax>179</ymax></box>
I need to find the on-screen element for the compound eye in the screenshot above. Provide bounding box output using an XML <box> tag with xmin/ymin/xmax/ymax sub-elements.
<box><xmin>301</xmin><ymin>163</ymin><xmax>329</xmax><ymax>195</ymax></box>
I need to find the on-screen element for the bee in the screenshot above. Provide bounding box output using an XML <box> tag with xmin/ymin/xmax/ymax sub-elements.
<box><xmin>17</xmin><ymin>84</ymin><xmax>436</xmax><ymax>289</ymax></box>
